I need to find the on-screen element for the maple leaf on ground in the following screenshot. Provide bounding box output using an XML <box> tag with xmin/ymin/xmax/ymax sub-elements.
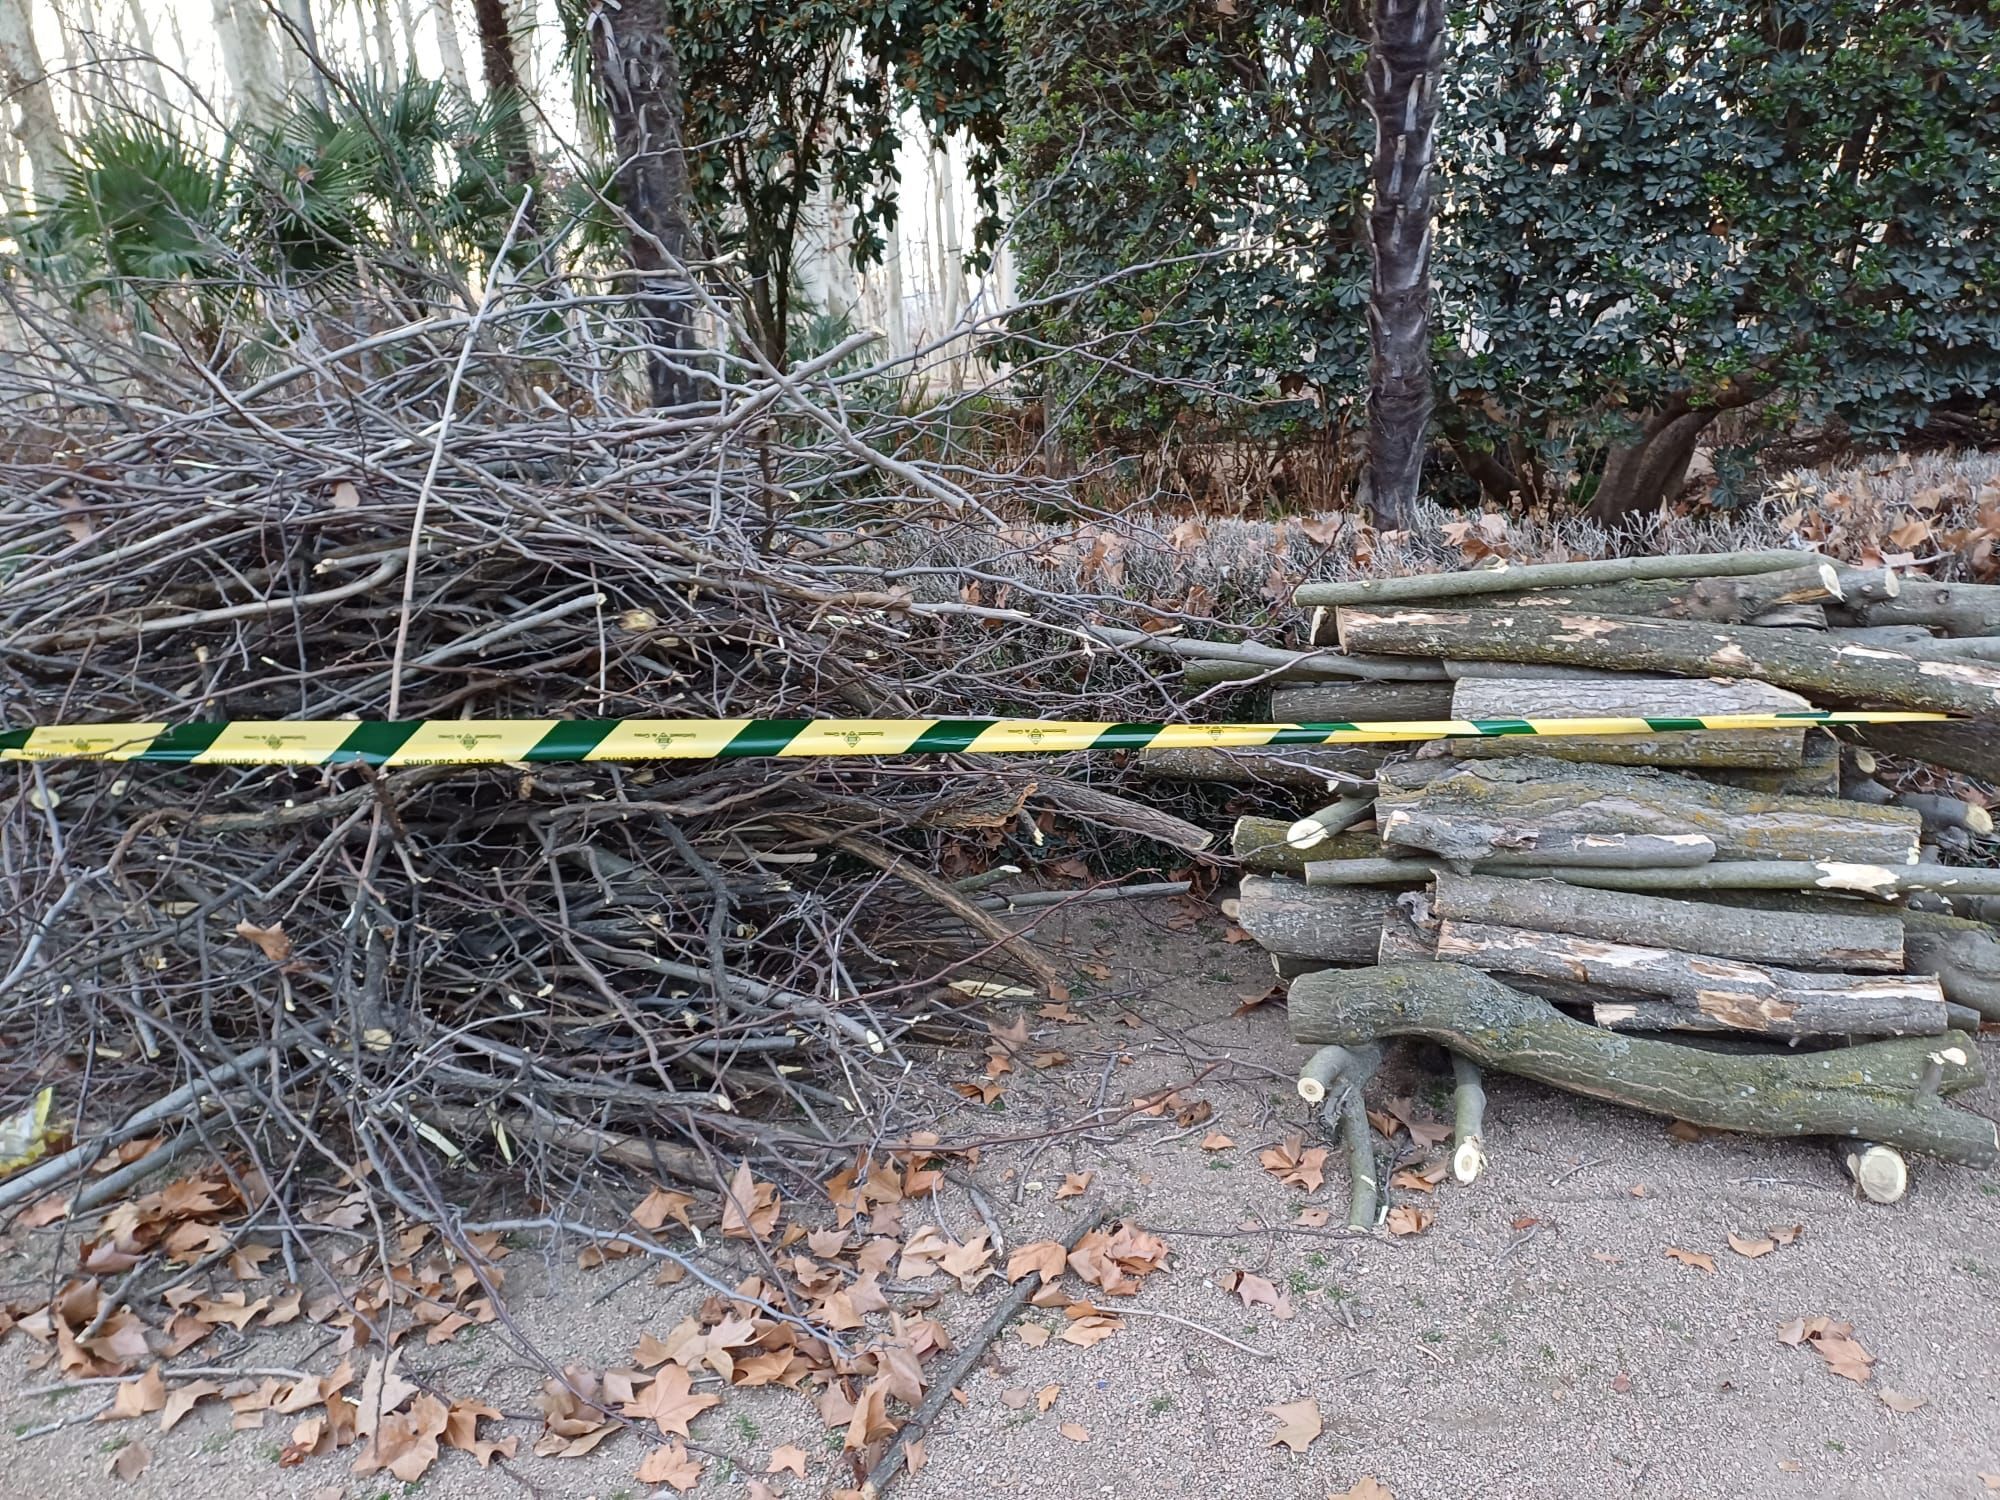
<box><xmin>1330</xmin><ymin>1481</ymin><xmax>1395</xmax><ymax>1500</ymax></box>
<box><xmin>767</xmin><ymin>1443</ymin><xmax>811</xmax><ymax>1477</ymax></box>
<box><xmin>625</xmin><ymin>1364</ymin><xmax>722</xmax><ymax>1437</ymax></box>
<box><xmin>637</xmin><ymin>1439</ymin><xmax>705</xmax><ymax>1491</ymax></box>
<box><xmin>1006</xmin><ymin>1239</ymin><xmax>1067</xmax><ymax>1284</ymax></box>
<box><xmin>1017</xmin><ymin>1323</ymin><xmax>1051</xmax><ymax>1348</ymax></box>
<box><xmin>1060</xmin><ymin>1312</ymin><xmax>1122</xmax><ymax>1347</ymax></box>
<box><xmin>939</xmin><ymin>1231</ymin><xmax>995</xmax><ymax>1292</ymax></box>
<box><xmin>107</xmin><ymin>1440</ymin><xmax>152</xmax><ymax>1480</ymax></box>
<box><xmin>1266</xmin><ymin>1398</ymin><xmax>1322</xmax><ymax>1453</ymax></box>
<box><xmin>352</xmin><ymin>1393</ymin><xmax>448</xmax><ymax>1484</ymax></box>
<box><xmin>1385</xmin><ymin>1098</ymin><xmax>1453</xmax><ymax>1149</ymax></box>
<box><xmin>720</xmin><ymin>1161</ymin><xmax>782</xmax><ymax>1240</ymax></box>
<box><xmin>1665</xmin><ymin>1247</ymin><xmax>1717</xmax><ymax>1274</ymax></box>
<box><xmin>158</xmin><ymin>1379</ymin><xmax>222</xmax><ymax>1433</ymax></box>
<box><xmin>1727</xmin><ymin>1231</ymin><xmax>1777</xmax><ymax>1259</ymax></box>
<box><xmin>1260</xmin><ymin>1134</ymin><xmax>1328</xmax><ymax>1193</ymax></box>
<box><xmin>1059</xmin><ymin>1421</ymin><xmax>1090</xmax><ymax>1442</ymax></box>
<box><xmin>1220</xmin><ymin>1269</ymin><xmax>1294</xmax><ymax>1319</ymax></box>
<box><xmin>1201</xmin><ymin>1131</ymin><xmax>1235</xmax><ymax>1151</ymax></box>
<box><xmin>1055</xmin><ymin>1171</ymin><xmax>1094</xmax><ymax>1199</ymax></box>
<box><xmin>1297</xmin><ymin>1207</ymin><xmax>1331</xmax><ymax>1228</ymax></box>
<box><xmin>354</xmin><ymin>1351</ymin><xmax>418</xmax><ymax>1439</ymax></box>
<box><xmin>1385</xmin><ymin>1206</ymin><xmax>1433</xmax><ymax>1237</ymax></box>
<box><xmin>235</xmin><ymin>920</ymin><xmax>291</xmax><ymax>962</ymax></box>
<box><xmin>1879</xmin><ymin>1389</ymin><xmax>1927</xmax><ymax>1413</ymax></box>
<box><xmin>1778</xmin><ymin>1317</ymin><xmax>1875</xmax><ymax>1384</ymax></box>
<box><xmin>442</xmin><ymin>1398</ymin><xmax>516</xmax><ymax>1466</ymax></box>
<box><xmin>631</xmin><ymin>1187</ymin><xmax>696</xmax><ymax>1234</ymax></box>
<box><xmin>103</xmin><ymin>1368</ymin><xmax>167</xmax><ymax>1420</ymax></box>
<box><xmin>844</xmin><ymin>1378</ymin><xmax>899</xmax><ymax>1452</ymax></box>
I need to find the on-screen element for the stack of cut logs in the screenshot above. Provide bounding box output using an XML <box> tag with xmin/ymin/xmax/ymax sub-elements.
<box><xmin>1155</xmin><ymin>551</ymin><xmax>2000</xmax><ymax>1213</ymax></box>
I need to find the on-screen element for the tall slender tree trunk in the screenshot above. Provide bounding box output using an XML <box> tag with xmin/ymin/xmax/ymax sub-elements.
<box><xmin>0</xmin><ymin>0</ymin><xmax>67</xmax><ymax>203</ymax></box>
<box><xmin>431</xmin><ymin>0</ymin><xmax>470</xmax><ymax>95</ymax></box>
<box><xmin>1361</xmin><ymin>0</ymin><xmax>1445</xmax><ymax>529</ymax></box>
<box><xmin>588</xmin><ymin>0</ymin><xmax>699</xmax><ymax>408</ymax></box>
<box><xmin>211</xmin><ymin>0</ymin><xmax>285</xmax><ymax>119</ymax></box>
<box><xmin>470</xmin><ymin>0</ymin><xmax>535</xmax><ymax>187</ymax></box>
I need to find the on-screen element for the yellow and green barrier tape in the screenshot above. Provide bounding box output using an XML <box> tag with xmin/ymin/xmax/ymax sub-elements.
<box><xmin>0</xmin><ymin>710</ymin><xmax>1951</xmax><ymax>767</ymax></box>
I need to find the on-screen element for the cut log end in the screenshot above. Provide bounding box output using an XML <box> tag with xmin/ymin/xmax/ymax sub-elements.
<box><xmin>1452</xmin><ymin>1136</ymin><xmax>1486</xmax><ymax>1185</ymax></box>
<box><xmin>1844</xmin><ymin>1142</ymin><xmax>1909</xmax><ymax>1205</ymax></box>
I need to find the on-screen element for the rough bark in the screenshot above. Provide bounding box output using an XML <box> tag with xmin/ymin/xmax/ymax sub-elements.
<box><xmin>1335</xmin><ymin>607</ymin><xmax>2000</xmax><ymax>722</ymax></box>
<box><xmin>1448</xmin><ymin>676</ymin><xmax>1810</xmax><ymax>768</ymax></box>
<box><xmin>588</xmin><ymin>0</ymin><xmax>699</xmax><ymax>408</ymax></box>
<box><xmin>1235</xmin><ymin>876</ymin><xmax>1399</xmax><ymax>963</ymax></box>
<box><xmin>1136</xmin><ymin>745</ymin><xmax>1384</xmax><ymax>789</ymax></box>
<box><xmin>1270</xmin><ymin>681</ymin><xmax>1457</xmax><ymax>721</ymax></box>
<box><xmin>1304</xmin><ymin>855</ymin><xmax>1998</xmax><ymax>897</ymax></box>
<box><xmin>1450</xmin><ymin>1054</ymin><xmax>1487</xmax><ymax>1182</ymax></box>
<box><xmin>1381</xmin><ymin>811</ymin><xmax>1718</xmax><ymax>868</ymax></box>
<box><xmin>1432</xmin><ymin>919</ymin><xmax>1948</xmax><ymax>1038</ymax></box>
<box><xmin>1288</xmin><ymin>964</ymin><xmax>1997</xmax><ymax>1165</ymax></box>
<box><xmin>1360</xmin><ymin>0</ymin><xmax>1446</xmax><ymax>528</ymax></box>
<box><xmin>1335</xmin><ymin>564</ymin><xmax>1865</xmax><ymax>632</ymax></box>
<box><xmin>1230</xmin><ymin>816</ymin><xmax>1379</xmax><ymax>877</ymax></box>
<box><xmin>1295</xmin><ymin>551</ymin><xmax>1819</xmax><ymax>609</ymax></box>
<box><xmin>1375</xmin><ymin>757</ymin><xmax>1922</xmax><ymax>865</ymax></box>
<box><xmin>1699</xmin><ymin>730</ymin><xmax>1840</xmax><ymax>797</ymax></box>
<box><xmin>1833</xmin><ymin>580</ymin><xmax>2000</xmax><ymax>637</ymax></box>
<box><xmin>1586</xmin><ymin>407</ymin><xmax>1715</xmax><ymax>526</ymax></box>
<box><xmin>0</xmin><ymin>0</ymin><xmax>63</xmax><ymax>203</ymax></box>
<box><xmin>1429</xmin><ymin>872</ymin><xmax>1904</xmax><ymax>971</ymax></box>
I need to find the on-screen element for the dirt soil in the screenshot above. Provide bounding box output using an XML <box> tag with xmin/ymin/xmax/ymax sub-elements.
<box><xmin>6</xmin><ymin>897</ymin><xmax>2000</xmax><ymax>1500</ymax></box>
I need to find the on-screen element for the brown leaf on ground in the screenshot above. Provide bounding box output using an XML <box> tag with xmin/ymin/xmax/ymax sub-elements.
<box><xmin>1259</xmin><ymin>1134</ymin><xmax>1329</xmax><ymax>1193</ymax></box>
<box><xmin>1777</xmin><ymin>1317</ymin><xmax>1876</xmax><ymax>1384</ymax></box>
<box><xmin>442</xmin><ymin>1398</ymin><xmax>516</xmax><ymax>1466</ymax></box>
<box><xmin>107</xmin><ymin>1440</ymin><xmax>152</xmax><ymax>1480</ymax></box>
<box><xmin>1060</xmin><ymin>1312</ymin><xmax>1122</xmax><ymax>1347</ymax></box>
<box><xmin>1017</xmin><ymin>1322</ymin><xmax>1051</xmax><ymax>1348</ymax></box>
<box><xmin>1385</xmin><ymin>1098</ymin><xmax>1453</xmax><ymax>1149</ymax></box>
<box><xmin>192</xmin><ymin>1292</ymin><xmax>271</xmax><ymax>1331</ymax></box>
<box><xmin>1266</xmin><ymin>1398</ymin><xmax>1322</xmax><ymax>1453</ymax></box>
<box><xmin>1727</xmin><ymin>1231</ymin><xmax>1777</xmax><ymax>1259</ymax></box>
<box><xmin>625</xmin><ymin>1364</ymin><xmax>722</xmax><ymax>1437</ymax></box>
<box><xmin>1665</xmin><ymin>1118</ymin><xmax>1704</xmax><ymax>1142</ymax></box>
<box><xmin>1768</xmin><ymin>1223</ymin><xmax>1804</xmax><ymax>1246</ymax></box>
<box><xmin>1665</xmin><ymin>1247</ymin><xmax>1716</xmax><ymax>1274</ymax></box>
<box><xmin>1200</xmin><ymin>1131</ymin><xmax>1235</xmax><ymax>1151</ymax></box>
<box><xmin>1220</xmin><ymin>1269</ymin><xmax>1293</xmax><ymax>1319</ymax></box>
<box><xmin>235</xmin><ymin>921</ymin><xmax>291</xmax><ymax>962</ymax></box>
<box><xmin>1006</xmin><ymin>1239</ymin><xmax>1066</xmax><ymax>1284</ymax></box>
<box><xmin>939</xmin><ymin>1230</ymin><xmax>995</xmax><ymax>1292</ymax></box>
<box><xmin>1385</xmin><ymin>1206</ymin><xmax>1433</xmax><ymax>1237</ymax></box>
<box><xmin>637</xmin><ymin>1439</ymin><xmax>705</xmax><ymax>1491</ymax></box>
<box><xmin>1034</xmin><ymin>1382</ymin><xmax>1061</xmax><ymax>1412</ymax></box>
<box><xmin>844</xmin><ymin>1379</ymin><xmax>898</xmax><ymax>1451</ymax></box>
<box><xmin>1055</xmin><ymin>1171</ymin><xmax>1094</xmax><ymax>1199</ymax></box>
<box><xmin>1297</xmin><ymin>1207</ymin><xmax>1331</xmax><ymax>1228</ymax></box>
<box><xmin>535</xmin><ymin>1368</ymin><xmax>620</xmax><ymax>1458</ymax></box>
<box><xmin>1330</xmin><ymin>1480</ymin><xmax>1394</xmax><ymax>1500</ymax></box>
<box><xmin>1066</xmin><ymin>1222</ymin><xmax>1170</xmax><ymax>1296</ymax></box>
<box><xmin>158</xmin><ymin>1379</ymin><xmax>222</xmax><ymax>1433</ymax></box>
<box><xmin>354</xmin><ymin>1352</ymin><xmax>418</xmax><ymax>1439</ymax></box>
<box><xmin>1389</xmin><ymin>1162</ymin><xmax>1448</xmax><ymax>1194</ymax></box>
<box><xmin>898</xmin><ymin>1225</ymin><xmax>949</xmax><ymax>1280</ymax></box>
<box><xmin>1879</xmin><ymin>1389</ymin><xmax>1927</xmax><ymax>1413</ymax></box>
<box><xmin>104</xmin><ymin>1367</ymin><xmax>167</xmax><ymax>1421</ymax></box>
<box><xmin>720</xmin><ymin>1161</ymin><xmax>782</xmax><ymax>1240</ymax></box>
<box><xmin>767</xmin><ymin>1443</ymin><xmax>810</xmax><ymax>1477</ymax></box>
<box><xmin>352</xmin><ymin>1393</ymin><xmax>449</xmax><ymax>1483</ymax></box>
<box><xmin>1059</xmin><ymin>1421</ymin><xmax>1090</xmax><ymax>1442</ymax></box>
<box><xmin>1000</xmin><ymin>1388</ymin><xmax>1031</xmax><ymax>1411</ymax></box>
<box><xmin>631</xmin><ymin>1187</ymin><xmax>696</xmax><ymax>1234</ymax></box>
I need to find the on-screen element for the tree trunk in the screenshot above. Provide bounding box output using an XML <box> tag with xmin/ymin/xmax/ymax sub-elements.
<box><xmin>1234</xmin><ymin>876</ymin><xmax>1399</xmax><ymax>963</ymax></box>
<box><xmin>1327</xmin><ymin>564</ymin><xmax>1866</xmax><ymax>632</ymax></box>
<box><xmin>1134</xmin><ymin>744</ymin><xmax>1385</xmax><ymax>789</ymax></box>
<box><xmin>472</xmin><ymin>0</ymin><xmax>538</xmax><ymax>189</ymax></box>
<box><xmin>1269</xmin><ymin>680</ymin><xmax>1456</xmax><ymax>721</ymax></box>
<box><xmin>1230</xmin><ymin>816</ymin><xmax>1379</xmax><ymax>876</ymax></box>
<box><xmin>1308</xmin><ymin>856</ymin><xmax>2000</xmax><ymax>898</ymax></box>
<box><xmin>1374</xmin><ymin>756</ymin><xmax>1923</xmax><ymax>865</ymax></box>
<box><xmin>431</xmin><ymin>0</ymin><xmax>471</xmax><ymax>94</ymax></box>
<box><xmin>1335</xmin><ymin>607</ymin><xmax>2000</xmax><ymax>721</ymax></box>
<box><xmin>1287</xmin><ymin>963</ymin><xmax>1997</xmax><ymax>1165</ymax></box>
<box><xmin>1698</xmin><ymin>730</ymin><xmax>1840</xmax><ymax>797</ymax></box>
<box><xmin>1429</xmin><ymin>871</ymin><xmax>1903</xmax><ymax>971</ymax></box>
<box><xmin>1360</xmin><ymin>0</ymin><xmax>1444</xmax><ymax>529</ymax></box>
<box><xmin>1585</xmin><ymin>408</ymin><xmax>1713</xmax><ymax>525</ymax></box>
<box><xmin>0</xmin><ymin>0</ymin><xmax>64</xmax><ymax>203</ymax></box>
<box><xmin>1432</xmin><ymin>919</ymin><xmax>1948</xmax><ymax>1037</ymax></box>
<box><xmin>587</xmin><ymin>0</ymin><xmax>699</xmax><ymax>409</ymax></box>
<box><xmin>1447</xmin><ymin>676</ymin><xmax>1810</xmax><ymax>768</ymax></box>
<box><xmin>1294</xmin><ymin>549</ymin><xmax>1814</xmax><ymax>609</ymax></box>
<box><xmin>1833</xmin><ymin>580</ymin><xmax>2000</xmax><ymax>637</ymax></box>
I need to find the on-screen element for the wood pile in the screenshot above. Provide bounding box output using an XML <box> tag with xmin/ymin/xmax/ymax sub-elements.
<box><xmin>1170</xmin><ymin>551</ymin><xmax>2000</xmax><ymax>1214</ymax></box>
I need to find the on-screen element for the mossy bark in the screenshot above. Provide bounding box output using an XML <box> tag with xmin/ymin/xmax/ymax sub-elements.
<box><xmin>1287</xmin><ymin>963</ymin><xmax>1998</xmax><ymax>1165</ymax></box>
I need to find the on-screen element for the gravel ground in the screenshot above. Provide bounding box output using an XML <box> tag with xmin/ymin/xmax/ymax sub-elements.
<box><xmin>5</xmin><ymin>897</ymin><xmax>2000</xmax><ymax>1499</ymax></box>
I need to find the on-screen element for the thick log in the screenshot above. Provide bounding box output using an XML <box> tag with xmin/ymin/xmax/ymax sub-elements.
<box><xmin>1307</xmin><ymin>854</ymin><xmax>2000</xmax><ymax>899</ymax></box>
<box><xmin>1590</xmin><ymin>1002</ymin><xmax>1751</xmax><ymax>1034</ymax></box>
<box><xmin>1448</xmin><ymin>676</ymin><xmax>1808</xmax><ymax>768</ymax></box>
<box><xmin>1287</xmin><ymin>963</ymin><xmax>1998</xmax><ymax>1165</ymax></box>
<box><xmin>1087</xmin><ymin>624</ymin><xmax>1449</xmax><ymax>681</ymax></box>
<box><xmin>1270</xmin><ymin>681</ymin><xmax>1457</xmax><ymax>721</ymax></box>
<box><xmin>1834</xmin><ymin>580</ymin><xmax>2000</xmax><ymax>637</ymax></box>
<box><xmin>1182</xmin><ymin>659</ymin><xmax>1390</xmax><ymax>687</ymax></box>
<box><xmin>1358</xmin><ymin>565</ymin><xmax>1858</xmax><ymax>630</ymax></box>
<box><xmin>1432</xmin><ymin>919</ymin><xmax>1949</xmax><ymax>1037</ymax></box>
<box><xmin>1294</xmin><ymin>551</ymin><xmax>1822</xmax><ymax>608</ymax></box>
<box><xmin>1700</xmin><ymin>730</ymin><xmax>1840</xmax><ymax>796</ymax></box>
<box><xmin>1851</xmin><ymin>721</ymin><xmax>2000</xmax><ymax>785</ymax></box>
<box><xmin>1135</xmin><ymin>744</ymin><xmax>1384</xmax><ymax>788</ymax></box>
<box><xmin>1336</xmin><ymin>607</ymin><xmax>2000</xmax><ymax>721</ymax></box>
<box><xmin>1231</xmin><ymin>816</ymin><xmax>1378</xmax><ymax>876</ymax></box>
<box><xmin>1830</xmin><ymin>624</ymin><xmax>1939</xmax><ymax>647</ymax></box>
<box><xmin>1235</xmin><ymin>876</ymin><xmax>1400</xmax><ymax>962</ymax></box>
<box><xmin>1843</xmin><ymin>1142</ymin><xmax>1910</xmax><ymax>1204</ymax></box>
<box><xmin>1379</xmin><ymin>811</ymin><xmax>1718</xmax><ymax>868</ymax></box>
<box><xmin>1375</xmin><ymin>756</ymin><xmax>1923</xmax><ymax>865</ymax></box>
<box><xmin>1429</xmin><ymin>872</ymin><xmax>1903</xmax><ymax>971</ymax></box>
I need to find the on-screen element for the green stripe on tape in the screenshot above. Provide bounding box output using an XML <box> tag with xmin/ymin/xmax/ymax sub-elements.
<box><xmin>0</xmin><ymin>728</ymin><xmax>33</xmax><ymax>755</ymax></box>
<box><xmin>1268</xmin><ymin>724</ymin><xmax>1351</xmax><ymax>744</ymax></box>
<box><xmin>721</xmin><ymin>720</ymin><xmax>810</xmax><ymax>757</ymax></box>
<box><xmin>1469</xmin><ymin>718</ymin><xmax>1538</xmax><ymax>736</ymax></box>
<box><xmin>1089</xmin><ymin>723</ymin><xmax>1167</xmax><ymax>750</ymax></box>
<box><xmin>142</xmin><ymin>722</ymin><xmax>227</xmax><ymax>763</ymax></box>
<box><xmin>527</xmin><ymin>720</ymin><xmax>616</xmax><ymax>762</ymax></box>
<box><xmin>330</xmin><ymin>721</ymin><xmax>420</xmax><ymax>766</ymax></box>
<box><xmin>908</xmin><ymin>720</ymin><xmax>998</xmax><ymax>754</ymax></box>
<box><xmin>1644</xmin><ymin>717</ymin><xmax>1708</xmax><ymax>733</ymax></box>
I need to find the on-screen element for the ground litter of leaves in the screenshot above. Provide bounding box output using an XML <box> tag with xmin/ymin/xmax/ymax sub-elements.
<box><xmin>6</xmin><ymin>900</ymin><xmax>2000</xmax><ymax>1499</ymax></box>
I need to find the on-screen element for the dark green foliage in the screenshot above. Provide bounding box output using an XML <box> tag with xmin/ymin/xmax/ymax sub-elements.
<box><xmin>1007</xmin><ymin>0</ymin><xmax>2000</xmax><ymax>503</ymax></box>
<box><xmin>1003</xmin><ymin>0</ymin><xmax>1374</xmax><ymax>444</ymax></box>
<box><xmin>672</xmin><ymin>0</ymin><xmax>1010</xmax><ymax>361</ymax></box>
<box><xmin>1440</xmin><ymin>0</ymin><xmax>2000</xmax><ymax>516</ymax></box>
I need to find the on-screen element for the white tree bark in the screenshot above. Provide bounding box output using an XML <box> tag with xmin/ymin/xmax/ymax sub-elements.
<box><xmin>430</xmin><ymin>0</ymin><xmax>469</xmax><ymax>94</ymax></box>
<box><xmin>0</xmin><ymin>0</ymin><xmax>67</xmax><ymax>203</ymax></box>
<box><xmin>211</xmin><ymin>0</ymin><xmax>284</xmax><ymax>119</ymax></box>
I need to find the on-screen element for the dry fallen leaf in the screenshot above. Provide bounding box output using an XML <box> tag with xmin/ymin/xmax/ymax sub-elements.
<box><xmin>637</xmin><ymin>1439</ymin><xmax>705</xmax><ymax>1491</ymax></box>
<box><xmin>235</xmin><ymin>921</ymin><xmax>291</xmax><ymax>962</ymax></box>
<box><xmin>1385</xmin><ymin>1205</ymin><xmax>1433</xmax><ymax>1237</ymax></box>
<box><xmin>1055</xmin><ymin>1171</ymin><xmax>1094</xmax><ymax>1200</ymax></box>
<box><xmin>1777</xmin><ymin>1316</ymin><xmax>1876</xmax><ymax>1384</ymax></box>
<box><xmin>104</xmin><ymin>1368</ymin><xmax>167</xmax><ymax>1421</ymax></box>
<box><xmin>158</xmin><ymin>1379</ymin><xmax>222</xmax><ymax>1433</ymax></box>
<box><xmin>1266</xmin><ymin>1398</ymin><xmax>1322</xmax><ymax>1453</ymax></box>
<box><xmin>1000</xmin><ymin>1388</ymin><xmax>1031</xmax><ymax>1411</ymax></box>
<box><xmin>1664</xmin><ymin>1247</ymin><xmax>1716</xmax><ymax>1274</ymax></box>
<box><xmin>1058</xmin><ymin>1421</ymin><xmax>1090</xmax><ymax>1442</ymax></box>
<box><xmin>1036</xmin><ymin>1383</ymin><xmax>1061</xmax><ymax>1412</ymax></box>
<box><xmin>1879</xmin><ymin>1389</ymin><xmax>1927</xmax><ymax>1413</ymax></box>
<box><xmin>1329</xmin><ymin>1480</ymin><xmax>1394</xmax><ymax>1500</ymax></box>
<box><xmin>1016</xmin><ymin>1323</ymin><xmax>1051</xmax><ymax>1348</ymax></box>
<box><xmin>107</xmin><ymin>1441</ymin><xmax>152</xmax><ymax>1481</ymax></box>
<box><xmin>767</xmin><ymin>1443</ymin><xmax>810</xmax><ymax>1477</ymax></box>
<box><xmin>1260</xmin><ymin>1134</ymin><xmax>1329</xmax><ymax>1194</ymax></box>
<box><xmin>1727</xmin><ymin>1231</ymin><xmax>1777</xmax><ymax>1259</ymax></box>
<box><xmin>624</xmin><ymin>1364</ymin><xmax>722</xmax><ymax>1437</ymax></box>
<box><xmin>1200</xmin><ymin>1131</ymin><xmax>1235</xmax><ymax>1151</ymax></box>
<box><xmin>1060</xmin><ymin>1313</ymin><xmax>1122</xmax><ymax>1347</ymax></box>
<box><xmin>1768</xmin><ymin>1223</ymin><xmax>1804</xmax><ymax>1246</ymax></box>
